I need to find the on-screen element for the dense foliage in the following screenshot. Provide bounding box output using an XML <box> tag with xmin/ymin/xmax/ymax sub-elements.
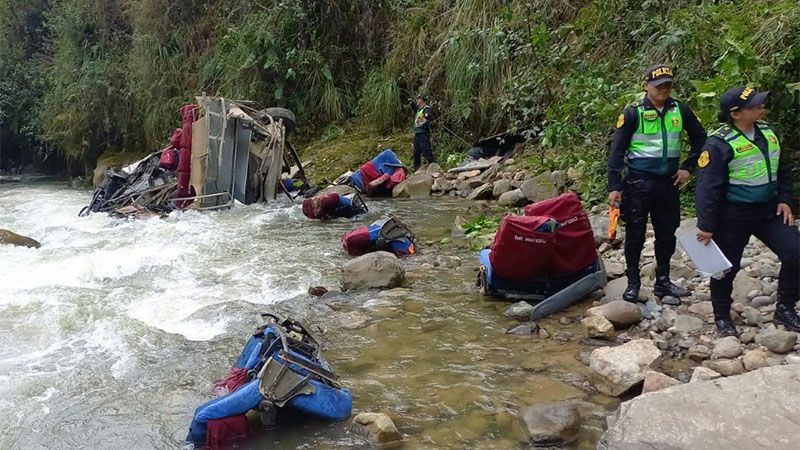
<box><xmin>2</xmin><ymin>0</ymin><xmax>798</xmax><ymax>201</ymax></box>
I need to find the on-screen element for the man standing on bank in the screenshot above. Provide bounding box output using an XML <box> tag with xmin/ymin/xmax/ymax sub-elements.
<box><xmin>411</xmin><ymin>94</ymin><xmax>435</xmax><ymax>171</ymax></box>
<box><xmin>608</xmin><ymin>64</ymin><xmax>707</xmax><ymax>303</ymax></box>
<box><xmin>695</xmin><ymin>86</ymin><xmax>799</xmax><ymax>337</ymax></box>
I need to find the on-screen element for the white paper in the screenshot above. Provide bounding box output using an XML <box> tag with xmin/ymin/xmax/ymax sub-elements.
<box><xmin>677</xmin><ymin>227</ymin><xmax>733</xmax><ymax>278</ymax></box>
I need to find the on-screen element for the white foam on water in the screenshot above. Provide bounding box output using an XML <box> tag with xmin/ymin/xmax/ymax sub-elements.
<box><xmin>0</xmin><ymin>339</ymin><xmax>67</xmax><ymax>367</ymax></box>
<box><xmin>81</xmin><ymin>320</ymin><xmax>135</xmax><ymax>378</ymax></box>
<box><xmin>0</xmin><ymin>183</ymin><xmax>354</xmax><ymax>447</ymax></box>
<box><xmin>34</xmin><ymin>386</ymin><xmax>58</xmax><ymax>401</ymax></box>
<box><xmin>126</xmin><ymin>280</ymin><xmax>229</xmax><ymax>341</ymax></box>
<box><xmin>240</xmin><ymin>272</ymin><xmax>308</xmax><ymax>305</ymax></box>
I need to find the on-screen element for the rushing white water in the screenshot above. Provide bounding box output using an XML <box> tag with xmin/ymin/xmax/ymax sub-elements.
<box><xmin>0</xmin><ymin>182</ymin><xmax>393</xmax><ymax>448</ymax></box>
<box><xmin>1</xmin><ymin>182</ymin><xmax>611</xmax><ymax>450</ymax></box>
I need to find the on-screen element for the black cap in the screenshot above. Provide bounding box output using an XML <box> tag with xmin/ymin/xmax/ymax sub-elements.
<box><xmin>417</xmin><ymin>94</ymin><xmax>429</xmax><ymax>102</ymax></box>
<box><xmin>643</xmin><ymin>64</ymin><xmax>674</xmax><ymax>86</ymax></box>
<box><xmin>719</xmin><ymin>86</ymin><xmax>769</xmax><ymax>117</ymax></box>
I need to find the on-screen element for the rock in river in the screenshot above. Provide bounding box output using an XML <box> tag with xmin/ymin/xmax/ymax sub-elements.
<box><xmin>519</xmin><ymin>402</ymin><xmax>581</xmax><ymax>446</ymax></box>
<box><xmin>504</xmin><ymin>301</ymin><xmax>534</xmax><ymax>320</ymax></box>
<box><xmin>351</xmin><ymin>412</ymin><xmax>402</xmax><ymax>447</ymax></box>
<box><xmin>341</xmin><ymin>251</ymin><xmax>405</xmax><ymax>291</ymax></box>
<box><xmin>0</xmin><ymin>229</ymin><xmax>41</xmax><ymax>248</ymax></box>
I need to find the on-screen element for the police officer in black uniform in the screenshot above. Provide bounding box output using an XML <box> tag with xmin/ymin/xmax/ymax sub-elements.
<box><xmin>410</xmin><ymin>94</ymin><xmax>435</xmax><ymax>171</ymax></box>
<box><xmin>695</xmin><ymin>86</ymin><xmax>799</xmax><ymax>337</ymax></box>
<box><xmin>608</xmin><ymin>64</ymin><xmax>707</xmax><ymax>303</ymax></box>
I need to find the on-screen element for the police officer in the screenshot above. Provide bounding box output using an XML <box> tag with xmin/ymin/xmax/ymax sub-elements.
<box><xmin>411</xmin><ymin>94</ymin><xmax>435</xmax><ymax>171</ymax></box>
<box><xmin>695</xmin><ymin>86</ymin><xmax>799</xmax><ymax>337</ymax></box>
<box><xmin>608</xmin><ymin>64</ymin><xmax>707</xmax><ymax>303</ymax></box>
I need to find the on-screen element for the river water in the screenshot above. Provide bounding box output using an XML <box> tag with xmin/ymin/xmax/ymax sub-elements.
<box><xmin>0</xmin><ymin>182</ymin><xmax>616</xmax><ymax>449</ymax></box>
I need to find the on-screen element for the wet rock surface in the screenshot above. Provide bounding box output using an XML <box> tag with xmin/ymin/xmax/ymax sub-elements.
<box><xmin>519</xmin><ymin>402</ymin><xmax>581</xmax><ymax>445</ymax></box>
<box><xmin>351</xmin><ymin>412</ymin><xmax>402</xmax><ymax>447</ymax></box>
<box><xmin>0</xmin><ymin>229</ymin><xmax>41</xmax><ymax>248</ymax></box>
<box><xmin>341</xmin><ymin>251</ymin><xmax>405</xmax><ymax>290</ymax></box>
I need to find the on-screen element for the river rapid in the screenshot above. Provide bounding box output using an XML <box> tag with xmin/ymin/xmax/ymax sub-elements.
<box><xmin>0</xmin><ymin>182</ymin><xmax>617</xmax><ymax>449</ymax></box>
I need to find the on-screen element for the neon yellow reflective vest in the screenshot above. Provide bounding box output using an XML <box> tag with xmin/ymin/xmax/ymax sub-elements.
<box><xmin>413</xmin><ymin>105</ymin><xmax>431</xmax><ymax>134</ymax></box>
<box><xmin>712</xmin><ymin>121</ymin><xmax>780</xmax><ymax>203</ymax></box>
<box><xmin>627</xmin><ymin>97</ymin><xmax>683</xmax><ymax>175</ymax></box>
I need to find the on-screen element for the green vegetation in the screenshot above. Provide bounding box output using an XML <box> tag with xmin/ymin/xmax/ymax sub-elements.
<box><xmin>1</xmin><ymin>0</ymin><xmax>798</xmax><ymax>203</ymax></box>
<box><xmin>463</xmin><ymin>213</ymin><xmax>502</xmax><ymax>250</ymax></box>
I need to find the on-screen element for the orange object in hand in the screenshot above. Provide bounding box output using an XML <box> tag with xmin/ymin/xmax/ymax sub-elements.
<box><xmin>608</xmin><ymin>203</ymin><xmax>620</xmax><ymax>240</ymax></box>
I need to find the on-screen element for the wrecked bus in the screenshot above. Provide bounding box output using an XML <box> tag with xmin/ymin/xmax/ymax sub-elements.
<box><xmin>81</xmin><ymin>96</ymin><xmax>310</xmax><ymax>218</ymax></box>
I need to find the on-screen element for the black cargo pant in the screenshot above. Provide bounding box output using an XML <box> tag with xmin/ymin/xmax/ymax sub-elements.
<box><xmin>413</xmin><ymin>132</ymin><xmax>435</xmax><ymax>170</ymax></box>
<box><xmin>621</xmin><ymin>171</ymin><xmax>680</xmax><ymax>282</ymax></box>
<box><xmin>710</xmin><ymin>202</ymin><xmax>800</xmax><ymax>319</ymax></box>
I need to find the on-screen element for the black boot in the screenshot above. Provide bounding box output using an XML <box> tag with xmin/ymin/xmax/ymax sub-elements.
<box><xmin>622</xmin><ymin>282</ymin><xmax>641</xmax><ymax>303</ymax></box>
<box><xmin>623</xmin><ymin>270</ymin><xmax>642</xmax><ymax>303</ymax></box>
<box><xmin>653</xmin><ymin>275</ymin><xmax>690</xmax><ymax>298</ymax></box>
<box><xmin>774</xmin><ymin>303</ymin><xmax>800</xmax><ymax>333</ymax></box>
<box><xmin>715</xmin><ymin>318</ymin><xmax>739</xmax><ymax>337</ymax></box>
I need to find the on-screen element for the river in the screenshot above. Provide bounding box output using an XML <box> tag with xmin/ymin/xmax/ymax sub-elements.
<box><xmin>0</xmin><ymin>182</ymin><xmax>616</xmax><ymax>449</ymax></box>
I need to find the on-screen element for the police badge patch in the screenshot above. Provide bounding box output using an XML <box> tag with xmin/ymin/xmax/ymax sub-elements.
<box><xmin>616</xmin><ymin>113</ymin><xmax>625</xmax><ymax>128</ymax></box>
<box><xmin>698</xmin><ymin>150</ymin><xmax>710</xmax><ymax>168</ymax></box>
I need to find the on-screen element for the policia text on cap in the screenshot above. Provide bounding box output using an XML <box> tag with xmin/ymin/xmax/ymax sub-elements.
<box><xmin>607</xmin><ymin>64</ymin><xmax>706</xmax><ymax>304</ymax></box>
<box><xmin>694</xmin><ymin>86</ymin><xmax>800</xmax><ymax>337</ymax></box>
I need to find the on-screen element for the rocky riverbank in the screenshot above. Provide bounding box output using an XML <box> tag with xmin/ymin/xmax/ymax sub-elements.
<box><xmin>27</xmin><ymin>150</ymin><xmax>800</xmax><ymax>447</ymax></box>
<box><xmin>584</xmin><ymin>221</ymin><xmax>800</xmax><ymax>382</ymax></box>
<box><xmin>389</xmin><ymin>156</ymin><xmax>579</xmax><ymax>206</ymax></box>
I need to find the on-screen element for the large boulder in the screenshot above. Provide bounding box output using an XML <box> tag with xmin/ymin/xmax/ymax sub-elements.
<box><xmin>519</xmin><ymin>174</ymin><xmax>558</xmax><ymax>202</ymax></box>
<box><xmin>341</xmin><ymin>252</ymin><xmax>405</xmax><ymax>291</ymax></box>
<box><xmin>351</xmin><ymin>412</ymin><xmax>402</xmax><ymax>447</ymax></box>
<box><xmin>0</xmin><ymin>229</ymin><xmax>41</xmax><ymax>249</ymax></box>
<box><xmin>393</xmin><ymin>173</ymin><xmax>433</xmax><ymax>198</ymax></box>
<box><xmin>589</xmin><ymin>339</ymin><xmax>662</xmax><ymax>396</ymax></box>
<box><xmin>519</xmin><ymin>402</ymin><xmax>581</xmax><ymax>446</ymax></box>
<box><xmin>586</xmin><ymin>300</ymin><xmax>643</xmax><ymax>328</ymax></box>
<box><xmin>492</xmin><ymin>179</ymin><xmax>512</xmax><ymax>198</ymax></box>
<box><xmin>497</xmin><ymin>189</ymin><xmax>528</xmax><ymax>207</ymax></box>
<box><xmin>598</xmin><ymin>366</ymin><xmax>800</xmax><ymax>450</ymax></box>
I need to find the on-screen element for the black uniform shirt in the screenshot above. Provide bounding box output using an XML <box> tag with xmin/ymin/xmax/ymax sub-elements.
<box><xmin>608</xmin><ymin>95</ymin><xmax>707</xmax><ymax>192</ymax></box>
<box><xmin>695</xmin><ymin>124</ymin><xmax>795</xmax><ymax>232</ymax></box>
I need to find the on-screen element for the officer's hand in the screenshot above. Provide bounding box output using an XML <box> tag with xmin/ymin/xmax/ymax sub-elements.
<box><xmin>608</xmin><ymin>191</ymin><xmax>622</xmax><ymax>207</ymax></box>
<box><xmin>777</xmin><ymin>203</ymin><xmax>795</xmax><ymax>226</ymax></box>
<box><xmin>673</xmin><ymin>169</ymin><xmax>690</xmax><ymax>187</ymax></box>
<box><xmin>696</xmin><ymin>229</ymin><xmax>713</xmax><ymax>246</ymax></box>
